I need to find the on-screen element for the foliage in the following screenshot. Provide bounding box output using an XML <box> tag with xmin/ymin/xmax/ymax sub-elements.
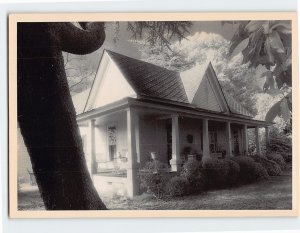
<box><xmin>202</xmin><ymin>158</ymin><xmax>230</xmax><ymax>189</ymax></box>
<box><xmin>266</xmin><ymin>153</ymin><xmax>287</xmax><ymax>170</ymax></box>
<box><xmin>250</xmin><ymin>154</ymin><xmax>282</xmax><ymax>176</ymax></box>
<box><xmin>165</xmin><ymin>176</ymin><xmax>190</xmax><ymax>197</ymax></box>
<box><xmin>139</xmin><ymin>160</ymin><xmax>171</xmax><ymax>198</ymax></box>
<box><xmin>253</xmin><ymin>162</ymin><xmax>271</xmax><ymax>181</ymax></box>
<box><xmin>265</xmin><ymin>93</ymin><xmax>292</xmax><ymax>122</ymax></box>
<box><xmin>134</xmin><ymin>32</ymin><xmax>259</xmax><ymax>115</ymax></box>
<box><xmin>227</xmin><ymin>159</ymin><xmax>241</xmax><ymax>186</ymax></box>
<box><xmin>227</xmin><ymin>20</ymin><xmax>292</xmax><ymax>124</ymax></box>
<box><xmin>142</xmin><ymin>160</ymin><xmax>170</xmax><ymax>172</ymax></box>
<box><xmin>267</xmin><ymin>127</ymin><xmax>292</xmax><ymax>162</ymax></box>
<box><xmin>232</xmin><ymin>156</ymin><xmax>269</xmax><ymax>183</ymax></box>
<box><xmin>127</xmin><ymin>21</ymin><xmax>192</xmax><ymax>49</ymax></box>
<box><xmin>181</xmin><ymin>160</ymin><xmax>206</xmax><ymax>194</ymax></box>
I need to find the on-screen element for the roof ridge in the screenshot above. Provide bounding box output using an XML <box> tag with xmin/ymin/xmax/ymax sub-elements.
<box><xmin>105</xmin><ymin>49</ymin><xmax>179</xmax><ymax>75</ymax></box>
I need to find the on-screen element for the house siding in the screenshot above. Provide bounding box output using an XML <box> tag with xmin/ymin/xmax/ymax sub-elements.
<box><xmin>192</xmin><ymin>74</ymin><xmax>222</xmax><ymax>112</ymax></box>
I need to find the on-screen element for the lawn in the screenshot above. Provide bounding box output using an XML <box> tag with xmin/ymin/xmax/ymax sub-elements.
<box><xmin>18</xmin><ymin>165</ymin><xmax>292</xmax><ymax>210</ymax></box>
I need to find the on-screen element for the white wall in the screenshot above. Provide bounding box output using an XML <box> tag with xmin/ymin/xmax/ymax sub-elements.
<box><xmin>89</xmin><ymin>56</ymin><xmax>136</xmax><ymax>110</ymax></box>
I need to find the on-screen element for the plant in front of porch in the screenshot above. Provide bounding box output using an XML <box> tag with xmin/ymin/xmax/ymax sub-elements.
<box><xmin>165</xmin><ymin>176</ymin><xmax>190</xmax><ymax>197</ymax></box>
<box><xmin>139</xmin><ymin>159</ymin><xmax>172</xmax><ymax>198</ymax></box>
<box><xmin>232</xmin><ymin>156</ymin><xmax>270</xmax><ymax>184</ymax></box>
<box><xmin>250</xmin><ymin>154</ymin><xmax>282</xmax><ymax>176</ymax></box>
<box><xmin>181</xmin><ymin>159</ymin><xmax>206</xmax><ymax>194</ymax></box>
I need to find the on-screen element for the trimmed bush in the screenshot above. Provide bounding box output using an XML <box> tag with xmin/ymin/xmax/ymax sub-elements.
<box><xmin>143</xmin><ymin>160</ymin><xmax>169</xmax><ymax>172</ymax></box>
<box><xmin>251</xmin><ymin>154</ymin><xmax>282</xmax><ymax>176</ymax></box>
<box><xmin>232</xmin><ymin>156</ymin><xmax>269</xmax><ymax>183</ymax></box>
<box><xmin>227</xmin><ymin>159</ymin><xmax>240</xmax><ymax>186</ymax></box>
<box><xmin>266</xmin><ymin>153</ymin><xmax>287</xmax><ymax>170</ymax></box>
<box><xmin>253</xmin><ymin>162</ymin><xmax>270</xmax><ymax>181</ymax></box>
<box><xmin>181</xmin><ymin>160</ymin><xmax>206</xmax><ymax>194</ymax></box>
<box><xmin>165</xmin><ymin>176</ymin><xmax>190</xmax><ymax>197</ymax></box>
<box><xmin>202</xmin><ymin>158</ymin><xmax>230</xmax><ymax>189</ymax></box>
<box><xmin>139</xmin><ymin>160</ymin><xmax>171</xmax><ymax>198</ymax></box>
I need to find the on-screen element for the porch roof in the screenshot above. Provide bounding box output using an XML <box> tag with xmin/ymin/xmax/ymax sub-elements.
<box><xmin>76</xmin><ymin>97</ymin><xmax>273</xmax><ymax>127</ymax></box>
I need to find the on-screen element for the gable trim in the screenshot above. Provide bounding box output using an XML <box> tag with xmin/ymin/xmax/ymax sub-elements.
<box><xmin>206</xmin><ymin>63</ymin><xmax>230</xmax><ymax>113</ymax></box>
<box><xmin>83</xmin><ymin>50</ymin><xmax>110</xmax><ymax>112</ymax></box>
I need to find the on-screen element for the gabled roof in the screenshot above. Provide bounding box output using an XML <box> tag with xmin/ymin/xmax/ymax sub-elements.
<box><xmin>106</xmin><ymin>50</ymin><xmax>189</xmax><ymax>104</ymax></box>
<box><xmin>72</xmin><ymin>50</ymin><xmax>253</xmax><ymax>118</ymax></box>
<box><xmin>223</xmin><ymin>91</ymin><xmax>253</xmax><ymax>117</ymax></box>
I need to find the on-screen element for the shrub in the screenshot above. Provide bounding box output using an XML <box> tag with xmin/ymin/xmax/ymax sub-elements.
<box><xmin>232</xmin><ymin>156</ymin><xmax>269</xmax><ymax>183</ymax></box>
<box><xmin>266</xmin><ymin>153</ymin><xmax>286</xmax><ymax>170</ymax></box>
<box><xmin>143</xmin><ymin>160</ymin><xmax>169</xmax><ymax>172</ymax></box>
<box><xmin>165</xmin><ymin>176</ymin><xmax>190</xmax><ymax>197</ymax></box>
<box><xmin>139</xmin><ymin>160</ymin><xmax>171</xmax><ymax>198</ymax></box>
<box><xmin>267</xmin><ymin>128</ymin><xmax>292</xmax><ymax>163</ymax></box>
<box><xmin>227</xmin><ymin>159</ymin><xmax>240</xmax><ymax>186</ymax></box>
<box><xmin>181</xmin><ymin>160</ymin><xmax>206</xmax><ymax>193</ymax></box>
<box><xmin>253</xmin><ymin>162</ymin><xmax>270</xmax><ymax>181</ymax></box>
<box><xmin>251</xmin><ymin>154</ymin><xmax>282</xmax><ymax>176</ymax></box>
<box><xmin>202</xmin><ymin>157</ymin><xmax>230</xmax><ymax>189</ymax></box>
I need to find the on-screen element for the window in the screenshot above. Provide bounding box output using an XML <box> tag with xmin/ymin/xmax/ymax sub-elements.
<box><xmin>107</xmin><ymin>125</ymin><xmax>117</xmax><ymax>160</ymax></box>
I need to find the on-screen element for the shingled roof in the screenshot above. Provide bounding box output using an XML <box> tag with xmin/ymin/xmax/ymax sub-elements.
<box><xmin>106</xmin><ymin>50</ymin><xmax>189</xmax><ymax>104</ymax></box>
<box><xmin>72</xmin><ymin>50</ymin><xmax>253</xmax><ymax>118</ymax></box>
<box><xmin>223</xmin><ymin>91</ymin><xmax>253</xmax><ymax>117</ymax></box>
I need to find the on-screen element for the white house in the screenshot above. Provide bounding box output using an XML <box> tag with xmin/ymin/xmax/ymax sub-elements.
<box><xmin>71</xmin><ymin>50</ymin><xmax>272</xmax><ymax>198</ymax></box>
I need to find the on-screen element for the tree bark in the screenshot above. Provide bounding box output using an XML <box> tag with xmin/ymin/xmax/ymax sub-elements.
<box><xmin>17</xmin><ymin>22</ymin><xmax>107</xmax><ymax>210</ymax></box>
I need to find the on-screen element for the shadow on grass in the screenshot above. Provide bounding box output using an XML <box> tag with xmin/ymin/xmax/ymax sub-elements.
<box><xmin>18</xmin><ymin>165</ymin><xmax>292</xmax><ymax>210</ymax></box>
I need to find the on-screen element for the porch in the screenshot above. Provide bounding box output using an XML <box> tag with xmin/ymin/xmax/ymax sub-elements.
<box><xmin>77</xmin><ymin>102</ymin><xmax>270</xmax><ymax>197</ymax></box>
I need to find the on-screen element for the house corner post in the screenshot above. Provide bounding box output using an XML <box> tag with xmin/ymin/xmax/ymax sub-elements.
<box><xmin>225</xmin><ymin>122</ymin><xmax>232</xmax><ymax>158</ymax></box>
<box><xmin>126</xmin><ymin>108</ymin><xmax>138</xmax><ymax>197</ymax></box>
<box><xmin>87</xmin><ymin>119</ymin><xmax>97</xmax><ymax>175</ymax></box>
<box><xmin>170</xmin><ymin>115</ymin><xmax>181</xmax><ymax>171</ymax></box>
<box><xmin>255</xmin><ymin>126</ymin><xmax>261</xmax><ymax>155</ymax></box>
<box><xmin>202</xmin><ymin>118</ymin><xmax>209</xmax><ymax>160</ymax></box>
<box><xmin>243</xmin><ymin>125</ymin><xmax>248</xmax><ymax>155</ymax></box>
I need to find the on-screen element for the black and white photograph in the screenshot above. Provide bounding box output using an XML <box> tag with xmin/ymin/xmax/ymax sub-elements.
<box><xmin>10</xmin><ymin>13</ymin><xmax>297</xmax><ymax>217</ymax></box>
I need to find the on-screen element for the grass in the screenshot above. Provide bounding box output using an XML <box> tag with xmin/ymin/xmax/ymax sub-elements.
<box><xmin>18</xmin><ymin>164</ymin><xmax>292</xmax><ymax>210</ymax></box>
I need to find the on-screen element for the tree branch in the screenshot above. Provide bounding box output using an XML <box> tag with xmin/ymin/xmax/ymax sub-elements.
<box><xmin>54</xmin><ymin>22</ymin><xmax>106</xmax><ymax>55</ymax></box>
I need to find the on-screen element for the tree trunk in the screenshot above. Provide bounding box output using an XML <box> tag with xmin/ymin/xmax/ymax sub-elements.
<box><xmin>17</xmin><ymin>22</ymin><xmax>107</xmax><ymax>210</ymax></box>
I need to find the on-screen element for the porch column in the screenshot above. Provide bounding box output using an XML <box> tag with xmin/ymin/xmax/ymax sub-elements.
<box><xmin>225</xmin><ymin>122</ymin><xmax>232</xmax><ymax>158</ymax></box>
<box><xmin>135</xmin><ymin>115</ymin><xmax>141</xmax><ymax>164</ymax></box>
<box><xmin>243</xmin><ymin>125</ymin><xmax>248</xmax><ymax>155</ymax></box>
<box><xmin>127</xmin><ymin>108</ymin><xmax>138</xmax><ymax>197</ymax></box>
<box><xmin>255</xmin><ymin>126</ymin><xmax>261</xmax><ymax>155</ymax></box>
<box><xmin>202</xmin><ymin>118</ymin><xmax>209</xmax><ymax>159</ymax></box>
<box><xmin>265</xmin><ymin>126</ymin><xmax>269</xmax><ymax>150</ymax></box>
<box><xmin>170</xmin><ymin>115</ymin><xmax>181</xmax><ymax>171</ymax></box>
<box><xmin>87</xmin><ymin>119</ymin><xmax>97</xmax><ymax>175</ymax></box>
